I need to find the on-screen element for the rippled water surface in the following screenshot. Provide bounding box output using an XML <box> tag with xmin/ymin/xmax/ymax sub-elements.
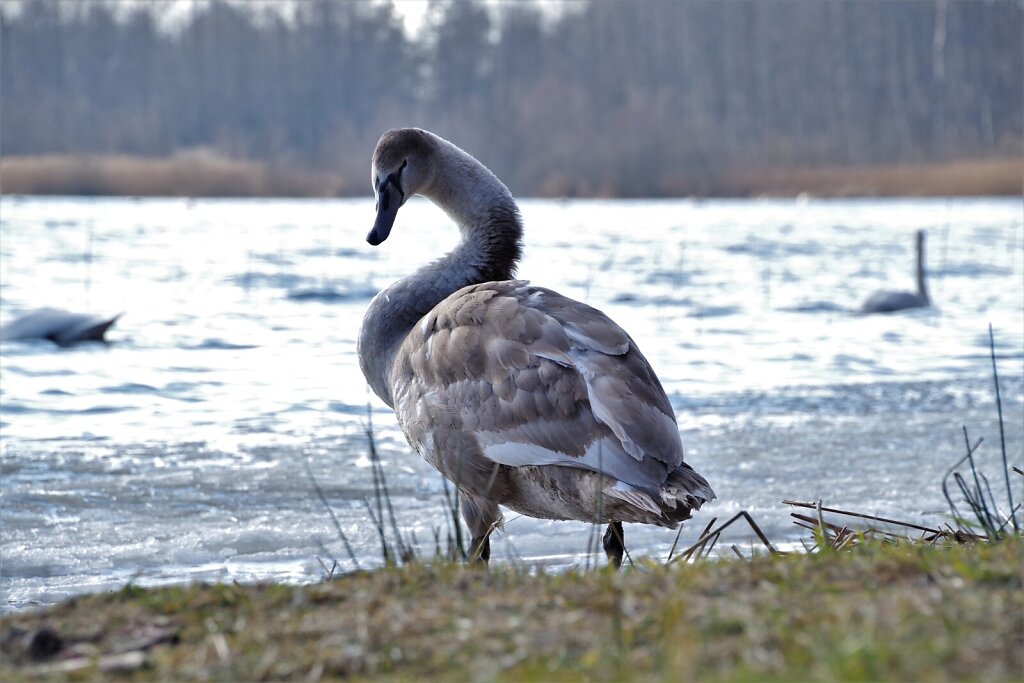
<box><xmin>2</xmin><ymin>196</ymin><xmax>1022</xmax><ymax>611</ymax></box>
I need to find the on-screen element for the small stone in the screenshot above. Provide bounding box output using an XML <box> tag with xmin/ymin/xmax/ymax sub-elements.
<box><xmin>27</xmin><ymin>626</ymin><xmax>63</xmax><ymax>661</ymax></box>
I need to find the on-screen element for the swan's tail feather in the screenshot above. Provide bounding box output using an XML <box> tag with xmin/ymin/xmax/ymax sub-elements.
<box><xmin>604</xmin><ymin>483</ymin><xmax>662</xmax><ymax>516</ymax></box>
<box><xmin>662</xmin><ymin>462</ymin><xmax>716</xmax><ymax>509</ymax></box>
<box><xmin>602</xmin><ymin>462</ymin><xmax>715</xmax><ymax>527</ymax></box>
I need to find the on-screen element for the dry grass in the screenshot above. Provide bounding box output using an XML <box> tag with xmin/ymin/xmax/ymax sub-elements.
<box><xmin>2</xmin><ymin>153</ymin><xmax>1021</xmax><ymax>198</ymax></box>
<box><xmin>0</xmin><ymin>151</ymin><xmax>348</xmax><ymax>198</ymax></box>
<box><xmin>1</xmin><ymin>539</ymin><xmax>1021</xmax><ymax>681</ymax></box>
<box><xmin>725</xmin><ymin>157</ymin><xmax>1023</xmax><ymax>197</ymax></box>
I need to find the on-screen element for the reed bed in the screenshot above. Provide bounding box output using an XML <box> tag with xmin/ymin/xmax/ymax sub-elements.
<box><xmin>723</xmin><ymin>157</ymin><xmax>1024</xmax><ymax>197</ymax></box>
<box><xmin>0</xmin><ymin>152</ymin><xmax>346</xmax><ymax>198</ymax></box>
<box><xmin>2</xmin><ymin>154</ymin><xmax>1021</xmax><ymax>198</ymax></box>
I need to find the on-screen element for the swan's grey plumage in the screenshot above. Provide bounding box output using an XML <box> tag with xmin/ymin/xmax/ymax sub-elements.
<box><xmin>357</xmin><ymin>128</ymin><xmax>714</xmax><ymax>565</ymax></box>
<box><xmin>0</xmin><ymin>308</ymin><xmax>120</xmax><ymax>346</ymax></box>
<box><xmin>861</xmin><ymin>230</ymin><xmax>931</xmax><ymax>313</ymax></box>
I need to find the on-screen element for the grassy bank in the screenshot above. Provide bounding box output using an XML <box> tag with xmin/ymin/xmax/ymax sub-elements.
<box><xmin>1</xmin><ymin>153</ymin><xmax>1021</xmax><ymax>198</ymax></box>
<box><xmin>2</xmin><ymin>539</ymin><xmax>1021</xmax><ymax>681</ymax></box>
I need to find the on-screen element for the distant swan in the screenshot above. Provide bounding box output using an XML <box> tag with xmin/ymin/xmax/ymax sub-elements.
<box><xmin>357</xmin><ymin>129</ymin><xmax>714</xmax><ymax>567</ymax></box>
<box><xmin>0</xmin><ymin>308</ymin><xmax>120</xmax><ymax>346</ymax></box>
<box><xmin>861</xmin><ymin>230</ymin><xmax>931</xmax><ymax>313</ymax></box>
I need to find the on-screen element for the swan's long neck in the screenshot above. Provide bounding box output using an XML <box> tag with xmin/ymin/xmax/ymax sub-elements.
<box><xmin>915</xmin><ymin>230</ymin><xmax>929</xmax><ymax>302</ymax></box>
<box><xmin>359</xmin><ymin>141</ymin><xmax>523</xmax><ymax>406</ymax></box>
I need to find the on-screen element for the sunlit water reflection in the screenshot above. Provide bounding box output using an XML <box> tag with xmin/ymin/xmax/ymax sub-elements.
<box><xmin>2</xmin><ymin>196</ymin><xmax>1022</xmax><ymax>611</ymax></box>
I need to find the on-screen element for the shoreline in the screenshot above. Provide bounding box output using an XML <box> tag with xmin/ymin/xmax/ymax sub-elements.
<box><xmin>2</xmin><ymin>154</ymin><xmax>1021</xmax><ymax>199</ymax></box>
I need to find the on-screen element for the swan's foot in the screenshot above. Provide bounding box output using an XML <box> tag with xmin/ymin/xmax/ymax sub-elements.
<box><xmin>461</xmin><ymin>495</ymin><xmax>498</xmax><ymax>565</ymax></box>
<box><xmin>603</xmin><ymin>521</ymin><xmax>624</xmax><ymax>569</ymax></box>
<box><xmin>469</xmin><ymin>534</ymin><xmax>491</xmax><ymax>564</ymax></box>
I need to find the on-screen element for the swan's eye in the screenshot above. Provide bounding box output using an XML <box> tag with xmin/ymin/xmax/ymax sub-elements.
<box><xmin>381</xmin><ymin>169</ymin><xmax>406</xmax><ymax>201</ymax></box>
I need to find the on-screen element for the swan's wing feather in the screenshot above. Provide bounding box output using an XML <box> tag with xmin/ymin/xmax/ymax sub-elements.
<box><xmin>392</xmin><ymin>281</ymin><xmax>686</xmax><ymax>491</ymax></box>
<box><xmin>526</xmin><ymin>286</ymin><xmax>630</xmax><ymax>355</ymax></box>
<box><xmin>527</xmin><ymin>287</ymin><xmax>682</xmax><ymax>462</ymax></box>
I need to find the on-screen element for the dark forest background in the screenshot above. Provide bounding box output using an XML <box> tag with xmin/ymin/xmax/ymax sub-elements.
<box><xmin>1</xmin><ymin>0</ymin><xmax>1021</xmax><ymax>197</ymax></box>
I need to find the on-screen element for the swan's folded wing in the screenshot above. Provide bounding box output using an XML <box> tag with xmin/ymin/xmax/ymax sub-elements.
<box><xmin>392</xmin><ymin>281</ymin><xmax>685</xmax><ymax>489</ymax></box>
<box><xmin>527</xmin><ymin>287</ymin><xmax>683</xmax><ymax>466</ymax></box>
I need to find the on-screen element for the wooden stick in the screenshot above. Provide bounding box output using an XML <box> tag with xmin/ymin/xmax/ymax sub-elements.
<box><xmin>680</xmin><ymin>516</ymin><xmax>717</xmax><ymax>563</ymax></box>
<box><xmin>671</xmin><ymin>511</ymin><xmax>778</xmax><ymax>564</ymax></box>
<box><xmin>784</xmin><ymin>499</ymin><xmax>943</xmax><ymax>535</ymax></box>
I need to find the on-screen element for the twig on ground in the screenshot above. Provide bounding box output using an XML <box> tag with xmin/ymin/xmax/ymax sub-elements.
<box><xmin>962</xmin><ymin>426</ymin><xmax>1001</xmax><ymax>534</ymax></box>
<box><xmin>666</xmin><ymin>523</ymin><xmax>686</xmax><ymax>564</ymax></box>
<box><xmin>676</xmin><ymin>516</ymin><xmax>716</xmax><ymax>564</ymax></box>
<box><xmin>439</xmin><ymin>477</ymin><xmax>466</xmax><ymax>561</ymax></box>
<box><xmin>304</xmin><ymin>460</ymin><xmax>360</xmax><ymax>570</ymax></box>
<box><xmin>670</xmin><ymin>511</ymin><xmax>777</xmax><ymax>564</ymax></box>
<box><xmin>784</xmin><ymin>499</ymin><xmax>946</xmax><ymax>536</ymax></box>
<box><xmin>988</xmin><ymin>324</ymin><xmax>1018</xmax><ymax>532</ymax></box>
<box><xmin>942</xmin><ymin>436</ymin><xmax>983</xmax><ymax>528</ymax></box>
<box><xmin>362</xmin><ymin>496</ymin><xmax>392</xmax><ymax>564</ymax></box>
<box><xmin>314</xmin><ymin>556</ymin><xmax>338</xmax><ymax>581</ymax></box>
<box><xmin>365</xmin><ymin>406</ymin><xmax>415</xmax><ymax>563</ymax></box>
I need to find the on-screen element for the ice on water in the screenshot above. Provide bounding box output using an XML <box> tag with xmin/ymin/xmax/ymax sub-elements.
<box><xmin>1</xmin><ymin>196</ymin><xmax>1022</xmax><ymax>611</ymax></box>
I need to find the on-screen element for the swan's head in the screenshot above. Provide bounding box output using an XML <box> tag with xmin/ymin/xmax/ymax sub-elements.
<box><xmin>368</xmin><ymin>128</ymin><xmax>438</xmax><ymax>246</ymax></box>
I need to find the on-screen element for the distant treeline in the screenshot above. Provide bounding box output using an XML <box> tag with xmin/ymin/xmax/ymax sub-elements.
<box><xmin>1</xmin><ymin>0</ymin><xmax>1021</xmax><ymax>197</ymax></box>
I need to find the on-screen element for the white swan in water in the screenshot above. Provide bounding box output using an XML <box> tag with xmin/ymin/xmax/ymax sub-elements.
<box><xmin>357</xmin><ymin>129</ymin><xmax>714</xmax><ymax>566</ymax></box>
<box><xmin>0</xmin><ymin>308</ymin><xmax>120</xmax><ymax>346</ymax></box>
<box><xmin>861</xmin><ymin>230</ymin><xmax>931</xmax><ymax>313</ymax></box>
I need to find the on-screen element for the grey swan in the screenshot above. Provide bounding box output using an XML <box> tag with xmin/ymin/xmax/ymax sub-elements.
<box><xmin>0</xmin><ymin>308</ymin><xmax>120</xmax><ymax>346</ymax></box>
<box><xmin>357</xmin><ymin>129</ymin><xmax>714</xmax><ymax>567</ymax></box>
<box><xmin>861</xmin><ymin>230</ymin><xmax>931</xmax><ymax>313</ymax></box>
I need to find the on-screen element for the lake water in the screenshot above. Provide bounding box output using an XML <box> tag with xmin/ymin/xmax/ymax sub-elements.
<box><xmin>2</xmin><ymin>196</ymin><xmax>1022</xmax><ymax>612</ymax></box>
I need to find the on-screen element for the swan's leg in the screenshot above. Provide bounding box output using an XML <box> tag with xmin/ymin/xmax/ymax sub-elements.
<box><xmin>461</xmin><ymin>496</ymin><xmax>500</xmax><ymax>564</ymax></box>
<box><xmin>470</xmin><ymin>534</ymin><xmax>491</xmax><ymax>563</ymax></box>
<box><xmin>603</xmin><ymin>521</ymin><xmax>625</xmax><ymax>569</ymax></box>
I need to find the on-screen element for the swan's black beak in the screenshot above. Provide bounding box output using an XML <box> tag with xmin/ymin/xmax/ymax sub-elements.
<box><xmin>368</xmin><ymin>169</ymin><xmax>407</xmax><ymax>246</ymax></box>
<box><xmin>367</xmin><ymin>184</ymin><xmax>401</xmax><ymax>246</ymax></box>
